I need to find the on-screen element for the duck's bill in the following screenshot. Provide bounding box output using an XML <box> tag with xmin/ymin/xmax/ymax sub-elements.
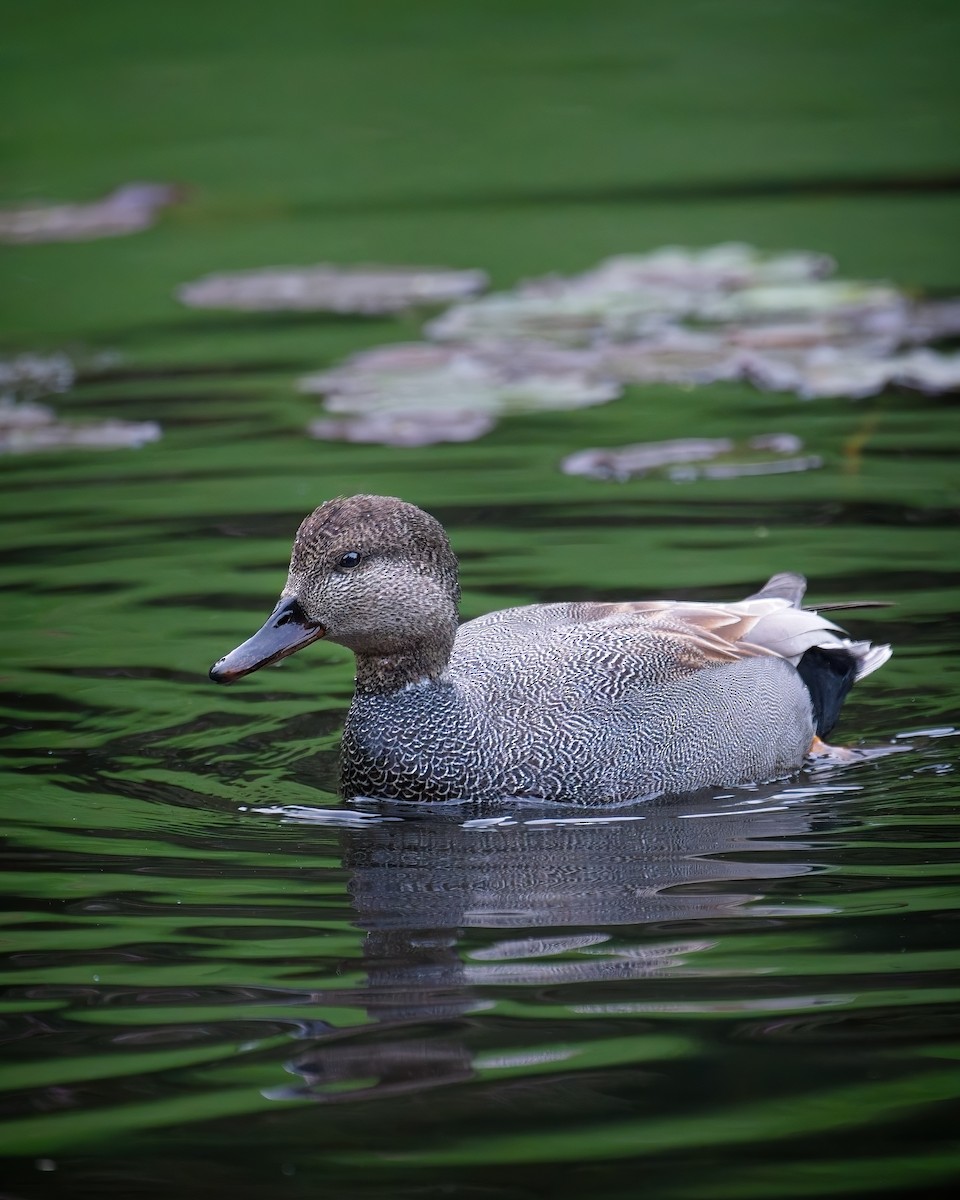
<box><xmin>209</xmin><ymin>597</ymin><xmax>325</xmax><ymax>683</ymax></box>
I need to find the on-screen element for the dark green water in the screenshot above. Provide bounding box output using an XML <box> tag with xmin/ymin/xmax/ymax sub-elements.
<box><xmin>2</xmin><ymin>3</ymin><xmax>959</xmax><ymax>1197</ymax></box>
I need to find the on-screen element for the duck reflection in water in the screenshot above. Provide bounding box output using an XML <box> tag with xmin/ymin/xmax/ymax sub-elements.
<box><xmin>268</xmin><ymin>786</ymin><xmax>839</xmax><ymax>1105</ymax></box>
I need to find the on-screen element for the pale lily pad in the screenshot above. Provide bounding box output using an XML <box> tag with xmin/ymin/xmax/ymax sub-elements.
<box><xmin>301</xmin><ymin>245</ymin><xmax>960</xmax><ymax>447</ymax></box>
<box><xmin>695</xmin><ymin>280</ymin><xmax>905</xmax><ymax>324</ymax></box>
<box><xmin>740</xmin><ymin>348</ymin><xmax>893</xmax><ymax>400</ymax></box>
<box><xmin>677</xmin><ymin>455</ymin><xmax>823</xmax><ymax>481</ymax></box>
<box><xmin>0</xmin><ymin>402</ymin><xmax>161</xmax><ymax>454</ymax></box>
<box><xmin>0</xmin><ymin>354</ymin><xmax>75</xmax><ymax>402</ymax></box>
<box><xmin>427</xmin><ymin>288</ymin><xmax>683</xmax><ymax>346</ymax></box>
<box><xmin>0</xmin><ymin>351</ymin><xmax>161</xmax><ymax>453</ymax></box>
<box><xmin>526</xmin><ymin>244</ymin><xmax>835</xmax><ymax>293</ymax></box>
<box><xmin>564</xmin><ymin>438</ymin><xmax>735</xmax><ymax>481</ymax></box>
<box><xmin>598</xmin><ymin>329</ymin><xmax>743</xmax><ymax>385</ymax></box>
<box><xmin>891</xmin><ymin>349</ymin><xmax>960</xmax><ymax>393</ymax></box>
<box><xmin>742</xmin><ymin>346</ymin><xmax>960</xmax><ymax>400</ymax></box>
<box><xmin>308</xmin><ymin>409</ymin><xmax>495</xmax><ymax>448</ymax></box>
<box><xmin>427</xmin><ymin>245</ymin><xmax>843</xmax><ymax>345</ymax></box>
<box><xmin>0</xmin><ymin>399</ymin><xmax>57</xmax><ymax>428</ymax></box>
<box><xmin>302</xmin><ymin>342</ymin><xmax>619</xmax><ymax>446</ymax></box>
<box><xmin>0</xmin><ymin>184</ymin><xmax>180</xmax><ymax>244</ymax></box>
<box><xmin>425</xmin><ymin>245</ymin><xmax>960</xmax><ymax>397</ymax></box>
<box><xmin>177</xmin><ymin>264</ymin><xmax>488</xmax><ymax>314</ymax></box>
<box><xmin>901</xmin><ymin>299</ymin><xmax>960</xmax><ymax>344</ymax></box>
<box><xmin>562</xmin><ymin>434</ymin><xmax>820</xmax><ymax>483</ymax></box>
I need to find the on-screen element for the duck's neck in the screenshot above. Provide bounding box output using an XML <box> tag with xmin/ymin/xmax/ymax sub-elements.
<box><xmin>353</xmin><ymin>631</ymin><xmax>455</xmax><ymax>696</ymax></box>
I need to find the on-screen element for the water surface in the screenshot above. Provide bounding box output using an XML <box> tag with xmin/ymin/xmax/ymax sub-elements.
<box><xmin>2</xmin><ymin>3</ymin><xmax>959</xmax><ymax>1196</ymax></box>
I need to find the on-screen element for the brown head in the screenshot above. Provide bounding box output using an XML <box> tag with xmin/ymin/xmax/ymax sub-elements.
<box><xmin>209</xmin><ymin>495</ymin><xmax>461</xmax><ymax>690</ymax></box>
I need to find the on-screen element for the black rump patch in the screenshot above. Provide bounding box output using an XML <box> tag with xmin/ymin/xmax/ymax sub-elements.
<box><xmin>796</xmin><ymin>646</ymin><xmax>859</xmax><ymax>737</ymax></box>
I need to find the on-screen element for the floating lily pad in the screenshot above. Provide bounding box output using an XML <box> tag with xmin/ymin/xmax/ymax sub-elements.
<box><xmin>902</xmin><ymin>299</ymin><xmax>960</xmax><ymax>344</ymax></box>
<box><xmin>427</xmin><ymin>289</ymin><xmax>679</xmax><ymax>346</ymax></box>
<box><xmin>308</xmin><ymin>409</ymin><xmax>495</xmax><ymax>448</ymax></box>
<box><xmin>425</xmin><ymin>246</ymin><xmax>960</xmax><ymax>398</ymax></box>
<box><xmin>598</xmin><ymin>329</ymin><xmax>743</xmax><ymax>385</ymax></box>
<box><xmin>177</xmin><ymin>264</ymin><xmax>488</xmax><ymax>314</ymax></box>
<box><xmin>0</xmin><ymin>183</ymin><xmax>180</xmax><ymax>244</ymax></box>
<box><xmin>303</xmin><ymin>342</ymin><xmax>619</xmax><ymax>446</ymax></box>
<box><xmin>427</xmin><ymin>245</ymin><xmax>842</xmax><ymax>345</ymax></box>
<box><xmin>562</xmin><ymin>434</ymin><xmax>820</xmax><ymax>483</ymax></box>
<box><xmin>0</xmin><ymin>354</ymin><xmax>75</xmax><ymax>403</ymax></box>
<box><xmin>890</xmin><ymin>349</ymin><xmax>960</xmax><ymax>393</ymax></box>
<box><xmin>0</xmin><ymin>402</ymin><xmax>161</xmax><ymax>454</ymax></box>
<box><xmin>741</xmin><ymin>346</ymin><xmax>960</xmax><ymax>400</ymax></box>
<box><xmin>0</xmin><ymin>352</ymin><xmax>161</xmax><ymax>454</ymax></box>
<box><xmin>695</xmin><ymin>280</ymin><xmax>905</xmax><ymax>325</ymax></box>
<box><xmin>299</xmin><ymin>245</ymin><xmax>960</xmax><ymax>447</ymax></box>
<box><xmin>561</xmin><ymin>244</ymin><xmax>836</xmax><ymax>290</ymax></box>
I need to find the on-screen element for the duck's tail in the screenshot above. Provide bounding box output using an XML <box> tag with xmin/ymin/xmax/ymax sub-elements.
<box><xmin>748</xmin><ymin>572</ymin><xmax>893</xmax><ymax>735</ymax></box>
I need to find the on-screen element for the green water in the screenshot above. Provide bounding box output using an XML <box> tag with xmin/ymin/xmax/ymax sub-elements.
<box><xmin>2</xmin><ymin>3</ymin><xmax>959</xmax><ymax>1197</ymax></box>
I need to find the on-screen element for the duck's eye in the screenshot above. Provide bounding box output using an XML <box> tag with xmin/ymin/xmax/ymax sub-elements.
<box><xmin>337</xmin><ymin>551</ymin><xmax>362</xmax><ymax>570</ymax></box>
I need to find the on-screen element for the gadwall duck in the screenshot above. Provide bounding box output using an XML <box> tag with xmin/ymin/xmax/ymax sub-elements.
<box><xmin>210</xmin><ymin>495</ymin><xmax>891</xmax><ymax>804</ymax></box>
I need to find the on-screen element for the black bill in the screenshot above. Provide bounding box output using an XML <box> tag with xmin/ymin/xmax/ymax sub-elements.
<box><xmin>209</xmin><ymin>596</ymin><xmax>324</xmax><ymax>683</ymax></box>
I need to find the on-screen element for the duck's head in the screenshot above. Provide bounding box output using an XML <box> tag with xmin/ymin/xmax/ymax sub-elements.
<box><xmin>209</xmin><ymin>495</ymin><xmax>460</xmax><ymax>685</ymax></box>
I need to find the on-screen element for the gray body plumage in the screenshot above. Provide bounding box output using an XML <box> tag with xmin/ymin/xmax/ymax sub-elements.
<box><xmin>342</xmin><ymin>602</ymin><xmax>815</xmax><ymax>803</ymax></box>
<box><xmin>209</xmin><ymin>495</ymin><xmax>892</xmax><ymax>806</ymax></box>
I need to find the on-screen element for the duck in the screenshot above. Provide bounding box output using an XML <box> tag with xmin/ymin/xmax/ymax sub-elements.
<box><xmin>209</xmin><ymin>494</ymin><xmax>891</xmax><ymax>804</ymax></box>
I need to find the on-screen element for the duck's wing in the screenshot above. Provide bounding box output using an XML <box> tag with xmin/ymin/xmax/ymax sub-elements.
<box><xmin>571</xmin><ymin>594</ymin><xmax>889</xmax><ymax>681</ymax></box>
<box><xmin>456</xmin><ymin>576</ymin><xmax>890</xmax><ymax>740</ymax></box>
<box><xmin>564</xmin><ymin>596</ymin><xmax>841</xmax><ymax>665</ymax></box>
<box><xmin>460</xmin><ymin>571</ymin><xmax>890</xmax><ymax>682</ymax></box>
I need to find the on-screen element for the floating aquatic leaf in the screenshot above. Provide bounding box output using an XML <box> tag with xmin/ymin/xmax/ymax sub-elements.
<box><xmin>0</xmin><ymin>183</ymin><xmax>180</xmax><ymax>244</ymax></box>
<box><xmin>564</xmin><ymin>438</ymin><xmax>734</xmax><ymax>481</ymax></box>
<box><xmin>299</xmin><ymin>245</ymin><xmax>960</xmax><ymax>447</ymax></box>
<box><xmin>891</xmin><ymin>349</ymin><xmax>960</xmax><ymax>393</ymax></box>
<box><xmin>0</xmin><ymin>354</ymin><xmax>75</xmax><ymax>402</ymax></box>
<box><xmin>561</xmin><ymin>434</ymin><xmax>819</xmax><ymax>483</ymax></box>
<box><xmin>177</xmin><ymin>264</ymin><xmax>488</xmax><ymax>314</ymax></box>
<box><xmin>0</xmin><ymin>404</ymin><xmax>161</xmax><ymax>454</ymax></box>
<box><xmin>901</xmin><ymin>299</ymin><xmax>960</xmax><ymax>344</ymax></box>
<box><xmin>427</xmin><ymin>289</ymin><xmax>681</xmax><ymax>345</ymax></box>
<box><xmin>0</xmin><ymin>351</ymin><xmax>160</xmax><ymax>452</ymax></box>
<box><xmin>302</xmin><ymin>342</ymin><xmax>619</xmax><ymax>446</ymax></box>
<box><xmin>0</xmin><ymin>399</ymin><xmax>57</xmax><ymax>428</ymax></box>
<box><xmin>741</xmin><ymin>348</ymin><xmax>892</xmax><ymax>400</ymax></box>
<box><xmin>425</xmin><ymin>245</ymin><xmax>959</xmax><ymax>399</ymax></box>
<box><xmin>598</xmin><ymin>329</ymin><xmax>743</xmax><ymax>385</ymax></box>
<box><xmin>428</xmin><ymin>245</ymin><xmax>842</xmax><ymax>345</ymax></box>
<box><xmin>746</xmin><ymin>432</ymin><xmax>804</xmax><ymax>454</ymax></box>
<box><xmin>742</xmin><ymin>346</ymin><xmax>960</xmax><ymax>400</ymax></box>
<box><xmin>695</xmin><ymin>280</ymin><xmax>905</xmax><ymax>325</ymax></box>
<box><xmin>525</xmin><ymin>244</ymin><xmax>835</xmax><ymax>294</ymax></box>
<box><xmin>674</xmin><ymin>455</ymin><xmax>823</xmax><ymax>481</ymax></box>
<box><xmin>308</xmin><ymin>409</ymin><xmax>495</xmax><ymax>448</ymax></box>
